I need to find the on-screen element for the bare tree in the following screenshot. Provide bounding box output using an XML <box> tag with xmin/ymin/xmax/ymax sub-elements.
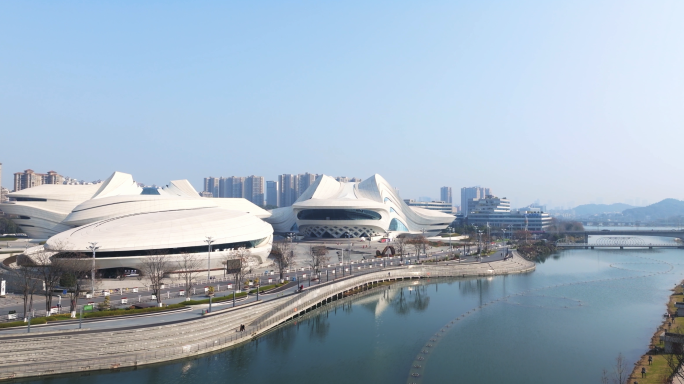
<box><xmin>271</xmin><ymin>240</ymin><xmax>296</xmax><ymax>280</ymax></box>
<box><xmin>32</xmin><ymin>247</ymin><xmax>65</xmax><ymax>313</ymax></box>
<box><xmin>12</xmin><ymin>254</ymin><xmax>41</xmax><ymax>319</ymax></box>
<box><xmin>666</xmin><ymin>327</ymin><xmax>684</xmax><ymax>382</ymax></box>
<box><xmin>613</xmin><ymin>352</ymin><xmax>627</xmax><ymax>384</ymax></box>
<box><xmin>139</xmin><ymin>252</ymin><xmax>173</xmax><ymax>305</ymax></box>
<box><xmin>55</xmin><ymin>252</ymin><xmax>92</xmax><ymax>315</ymax></box>
<box><xmin>395</xmin><ymin>236</ymin><xmax>408</xmax><ymax>262</ymax></box>
<box><xmin>407</xmin><ymin>236</ymin><xmax>428</xmax><ymax>260</ymax></box>
<box><xmin>176</xmin><ymin>252</ymin><xmax>201</xmax><ymax>300</ymax></box>
<box><xmin>230</xmin><ymin>247</ymin><xmax>253</xmax><ymax>288</ymax></box>
<box><xmin>308</xmin><ymin>245</ymin><xmax>330</xmax><ymax>276</ymax></box>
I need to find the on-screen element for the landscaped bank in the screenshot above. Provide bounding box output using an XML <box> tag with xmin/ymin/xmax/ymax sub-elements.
<box><xmin>0</xmin><ymin>255</ymin><xmax>534</xmax><ymax>381</ymax></box>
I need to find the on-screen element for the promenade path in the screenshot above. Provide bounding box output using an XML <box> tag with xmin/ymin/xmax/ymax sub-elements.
<box><xmin>0</xmin><ymin>252</ymin><xmax>532</xmax><ymax>381</ymax></box>
<box><xmin>0</xmin><ymin>246</ymin><xmax>506</xmax><ymax>320</ymax></box>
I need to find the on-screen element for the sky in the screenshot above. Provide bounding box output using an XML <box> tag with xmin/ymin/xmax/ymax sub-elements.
<box><xmin>1</xmin><ymin>1</ymin><xmax>683</xmax><ymax>209</ymax></box>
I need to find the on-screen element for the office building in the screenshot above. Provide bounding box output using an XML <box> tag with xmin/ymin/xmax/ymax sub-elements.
<box><xmin>266</xmin><ymin>181</ymin><xmax>279</xmax><ymax>207</ymax></box>
<box><xmin>465</xmin><ymin>195</ymin><xmax>552</xmax><ymax>231</ymax></box>
<box><xmin>440</xmin><ymin>187</ymin><xmax>452</xmax><ymax>204</ymax></box>
<box><xmin>404</xmin><ymin>199</ymin><xmax>454</xmax><ymax>214</ymax></box>
<box><xmin>460</xmin><ymin>186</ymin><xmax>492</xmax><ymax>217</ymax></box>
<box><xmin>13</xmin><ymin>169</ymin><xmax>64</xmax><ymax>192</ymax></box>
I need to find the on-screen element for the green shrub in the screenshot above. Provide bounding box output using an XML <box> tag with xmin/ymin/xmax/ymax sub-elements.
<box><xmin>0</xmin><ymin>317</ymin><xmax>47</xmax><ymax>329</ymax></box>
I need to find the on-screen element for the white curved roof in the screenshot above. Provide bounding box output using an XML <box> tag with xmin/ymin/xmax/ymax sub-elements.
<box><xmin>46</xmin><ymin>207</ymin><xmax>272</xmax><ymax>252</ymax></box>
<box><xmin>91</xmin><ymin>172</ymin><xmax>142</xmax><ymax>199</ymax></box>
<box><xmin>2</xmin><ymin>171</ymin><xmax>270</xmax><ymax>238</ymax></box>
<box><xmin>265</xmin><ymin>173</ymin><xmax>454</xmax><ymax>236</ymax></box>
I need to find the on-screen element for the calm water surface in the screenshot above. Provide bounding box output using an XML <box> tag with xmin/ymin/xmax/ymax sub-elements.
<box><xmin>20</xmin><ymin>248</ymin><xmax>684</xmax><ymax>384</ymax></box>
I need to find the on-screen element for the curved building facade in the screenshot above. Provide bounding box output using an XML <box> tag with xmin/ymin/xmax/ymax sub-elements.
<box><xmin>265</xmin><ymin>174</ymin><xmax>454</xmax><ymax>238</ymax></box>
<box><xmin>0</xmin><ymin>172</ymin><xmax>270</xmax><ymax>238</ymax></box>
<box><xmin>43</xmin><ymin>207</ymin><xmax>273</xmax><ymax>271</ymax></box>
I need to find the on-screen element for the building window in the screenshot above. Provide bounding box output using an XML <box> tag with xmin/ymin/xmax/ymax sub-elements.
<box><xmin>389</xmin><ymin>218</ymin><xmax>409</xmax><ymax>232</ymax></box>
<box><xmin>297</xmin><ymin>209</ymin><xmax>381</xmax><ymax>221</ymax></box>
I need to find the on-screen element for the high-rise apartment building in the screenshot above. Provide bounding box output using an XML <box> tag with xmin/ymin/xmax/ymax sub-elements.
<box><xmin>460</xmin><ymin>186</ymin><xmax>492</xmax><ymax>217</ymax></box>
<box><xmin>440</xmin><ymin>186</ymin><xmax>452</xmax><ymax>204</ymax></box>
<box><xmin>204</xmin><ymin>175</ymin><xmax>264</xmax><ymax>206</ymax></box>
<box><xmin>278</xmin><ymin>174</ymin><xmax>298</xmax><ymax>207</ymax></box>
<box><xmin>13</xmin><ymin>170</ymin><xmax>64</xmax><ymax>192</ymax></box>
<box><xmin>297</xmin><ymin>173</ymin><xmax>318</xmax><ymax>199</ymax></box>
<box><xmin>244</xmin><ymin>176</ymin><xmax>264</xmax><ymax>206</ymax></box>
<box><xmin>0</xmin><ymin>163</ymin><xmax>6</xmax><ymax>202</ymax></box>
<box><xmin>203</xmin><ymin>177</ymin><xmax>220</xmax><ymax>198</ymax></box>
<box><xmin>266</xmin><ymin>181</ymin><xmax>279</xmax><ymax>207</ymax></box>
<box><xmin>219</xmin><ymin>176</ymin><xmax>244</xmax><ymax>198</ymax></box>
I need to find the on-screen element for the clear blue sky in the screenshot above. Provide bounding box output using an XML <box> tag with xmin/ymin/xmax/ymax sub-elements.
<box><xmin>1</xmin><ymin>1</ymin><xmax>683</xmax><ymax>209</ymax></box>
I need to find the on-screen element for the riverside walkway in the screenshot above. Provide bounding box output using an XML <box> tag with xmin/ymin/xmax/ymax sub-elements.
<box><xmin>0</xmin><ymin>253</ymin><xmax>534</xmax><ymax>381</ymax></box>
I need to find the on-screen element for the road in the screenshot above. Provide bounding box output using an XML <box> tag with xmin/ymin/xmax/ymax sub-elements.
<box><xmin>0</xmin><ymin>246</ymin><xmax>509</xmax><ymax>333</ymax></box>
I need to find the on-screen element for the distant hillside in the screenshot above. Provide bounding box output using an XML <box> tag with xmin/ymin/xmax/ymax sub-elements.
<box><xmin>622</xmin><ymin>199</ymin><xmax>684</xmax><ymax>221</ymax></box>
<box><xmin>572</xmin><ymin>203</ymin><xmax>634</xmax><ymax>216</ymax></box>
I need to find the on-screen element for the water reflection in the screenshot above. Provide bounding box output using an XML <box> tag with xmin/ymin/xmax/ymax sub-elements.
<box><xmin>307</xmin><ymin>313</ymin><xmax>330</xmax><ymax>342</ymax></box>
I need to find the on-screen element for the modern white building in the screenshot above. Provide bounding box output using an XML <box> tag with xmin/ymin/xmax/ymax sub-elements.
<box><xmin>403</xmin><ymin>199</ymin><xmax>453</xmax><ymax>214</ymax></box>
<box><xmin>1</xmin><ymin>171</ymin><xmax>271</xmax><ymax>239</ymax></box>
<box><xmin>43</xmin><ymin>207</ymin><xmax>273</xmax><ymax>273</ymax></box>
<box><xmin>5</xmin><ymin>171</ymin><xmax>274</xmax><ymax>273</ymax></box>
<box><xmin>465</xmin><ymin>195</ymin><xmax>552</xmax><ymax>231</ymax></box>
<box><xmin>265</xmin><ymin>174</ymin><xmax>455</xmax><ymax>238</ymax></box>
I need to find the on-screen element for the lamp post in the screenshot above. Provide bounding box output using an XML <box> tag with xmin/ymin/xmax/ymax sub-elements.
<box><xmin>205</xmin><ymin>237</ymin><xmax>214</xmax><ymax>283</ymax></box>
<box><xmin>447</xmin><ymin>226</ymin><xmax>453</xmax><ymax>259</ymax></box>
<box><xmin>477</xmin><ymin>230</ymin><xmax>483</xmax><ymax>258</ymax></box>
<box><xmin>87</xmin><ymin>242</ymin><xmax>99</xmax><ymax>297</ymax></box>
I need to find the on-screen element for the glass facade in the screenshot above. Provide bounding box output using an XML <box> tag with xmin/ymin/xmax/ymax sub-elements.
<box><xmin>389</xmin><ymin>218</ymin><xmax>409</xmax><ymax>231</ymax></box>
<box><xmin>141</xmin><ymin>187</ymin><xmax>161</xmax><ymax>195</ymax></box>
<box><xmin>53</xmin><ymin>237</ymin><xmax>268</xmax><ymax>259</ymax></box>
<box><xmin>297</xmin><ymin>209</ymin><xmax>381</xmax><ymax>221</ymax></box>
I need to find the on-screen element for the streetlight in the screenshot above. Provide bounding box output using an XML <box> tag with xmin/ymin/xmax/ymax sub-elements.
<box><xmin>87</xmin><ymin>242</ymin><xmax>99</xmax><ymax>297</ymax></box>
<box><xmin>205</xmin><ymin>237</ymin><xmax>214</xmax><ymax>283</ymax></box>
<box><xmin>446</xmin><ymin>226</ymin><xmax>453</xmax><ymax>259</ymax></box>
<box><xmin>477</xmin><ymin>230</ymin><xmax>483</xmax><ymax>258</ymax></box>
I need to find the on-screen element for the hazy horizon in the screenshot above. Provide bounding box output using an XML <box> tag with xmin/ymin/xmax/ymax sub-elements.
<box><xmin>2</xmin><ymin>1</ymin><xmax>683</xmax><ymax>208</ymax></box>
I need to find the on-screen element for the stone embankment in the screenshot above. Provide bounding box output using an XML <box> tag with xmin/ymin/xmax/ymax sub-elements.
<box><xmin>0</xmin><ymin>253</ymin><xmax>534</xmax><ymax>381</ymax></box>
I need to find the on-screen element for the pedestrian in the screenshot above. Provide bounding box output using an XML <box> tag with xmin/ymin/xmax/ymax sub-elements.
<box><xmin>648</xmin><ymin>355</ymin><xmax>653</xmax><ymax>365</ymax></box>
<box><xmin>641</xmin><ymin>367</ymin><xmax>646</xmax><ymax>377</ymax></box>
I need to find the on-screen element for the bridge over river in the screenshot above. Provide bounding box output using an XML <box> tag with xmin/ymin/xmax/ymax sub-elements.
<box><xmin>557</xmin><ymin>235</ymin><xmax>684</xmax><ymax>249</ymax></box>
<box><xmin>559</xmin><ymin>230</ymin><xmax>684</xmax><ymax>243</ymax></box>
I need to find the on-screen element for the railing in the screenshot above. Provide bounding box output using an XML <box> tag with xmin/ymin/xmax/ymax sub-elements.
<box><xmin>0</xmin><ymin>255</ymin><xmax>534</xmax><ymax>381</ymax></box>
<box><xmin>556</xmin><ymin>242</ymin><xmax>683</xmax><ymax>248</ymax></box>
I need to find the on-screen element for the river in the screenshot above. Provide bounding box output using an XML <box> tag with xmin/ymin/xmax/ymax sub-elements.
<box><xmin>16</xmin><ymin>246</ymin><xmax>684</xmax><ymax>383</ymax></box>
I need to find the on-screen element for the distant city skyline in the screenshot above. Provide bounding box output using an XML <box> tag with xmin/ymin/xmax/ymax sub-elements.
<box><xmin>0</xmin><ymin>164</ymin><xmax>657</xmax><ymax>209</ymax></box>
<box><xmin>1</xmin><ymin>1</ymin><xmax>682</xmax><ymax>206</ymax></box>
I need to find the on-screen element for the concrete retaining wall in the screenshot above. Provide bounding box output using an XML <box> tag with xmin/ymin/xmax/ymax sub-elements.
<box><xmin>0</xmin><ymin>253</ymin><xmax>534</xmax><ymax>381</ymax></box>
